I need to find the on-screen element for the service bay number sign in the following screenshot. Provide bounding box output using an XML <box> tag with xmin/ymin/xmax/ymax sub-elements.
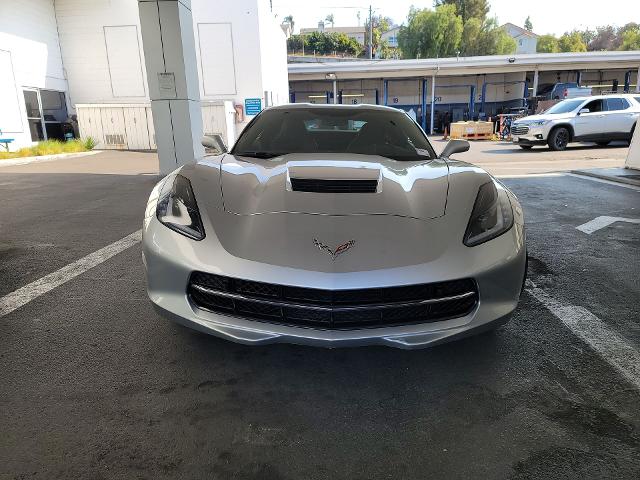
<box><xmin>245</xmin><ymin>98</ymin><xmax>262</xmax><ymax>116</ymax></box>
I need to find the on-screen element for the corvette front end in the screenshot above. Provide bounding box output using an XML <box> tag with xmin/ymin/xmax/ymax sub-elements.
<box><xmin>142</xmin><ymin>104</ymin><xmax>526</xmax><ymax>349</ymax></box>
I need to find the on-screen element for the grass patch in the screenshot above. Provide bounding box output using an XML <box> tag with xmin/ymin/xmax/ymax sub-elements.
<box><xmin>0</xmin><ymin>138</ymin><xmax>96</xmax><ymax>160</ymax></box>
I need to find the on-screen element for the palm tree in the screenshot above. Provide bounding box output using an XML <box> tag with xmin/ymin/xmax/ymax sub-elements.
<box><xmin>325</xmin><ymin>14</ymin><xmax>335</xmax><ymax>28</ymax></box>
<box><xmin>283</xmin><ymin>14</ymin><xmax>294</xmax><ymax>32</ymax></box>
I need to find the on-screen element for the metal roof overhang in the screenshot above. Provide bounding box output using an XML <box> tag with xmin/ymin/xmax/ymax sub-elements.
<box><xmin>288</xmin><ymin>51</ymin><xmax>640</xmax><ymax>81</ymax></box>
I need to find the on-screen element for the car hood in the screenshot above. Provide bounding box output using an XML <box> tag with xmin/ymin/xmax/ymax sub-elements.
<box><xmin>219</xmin><ymin>153</ymin><xmax>449</xmax><ymax>220</ymax></box>
<box><xmin>517</xmin><ymin>113</ymin><xmax>571</xmax><ymax>123</ymax></box>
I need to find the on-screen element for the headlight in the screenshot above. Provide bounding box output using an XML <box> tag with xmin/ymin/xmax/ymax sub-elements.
<box><xmin>156</xmin><ymin>174</ymin><xmax>205</xmax><ymax>240</ymax></box>
<box><xmin>529</xmin><ymin>120</ymin><xmax>547</xmax><ymax>127</ymax></box>
<box><xmin>464</xmin><ymin>182</ymin><xmax>514</xmax><ymax>247</ymax></box>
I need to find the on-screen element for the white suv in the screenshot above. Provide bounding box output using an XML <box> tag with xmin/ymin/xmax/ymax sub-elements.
<box><xmin>512</xmin><ymin>94</ymin><xmax>640</xmax><ymax>151</ymax></box>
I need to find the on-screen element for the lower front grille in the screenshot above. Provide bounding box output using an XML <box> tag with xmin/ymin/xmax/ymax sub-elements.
<box><xmin>188</xmin><ymin>272</ymin><xmax>478</xmax><ymax>330</ymax></box>
<box><xmin>511</xmin><ymin>125</ymin><xmax>529</xmax><ymax>135</ymax></box>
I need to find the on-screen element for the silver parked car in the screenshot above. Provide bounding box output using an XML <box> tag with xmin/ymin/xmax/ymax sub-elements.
<box><xmin>512</xmin><ymin>94</ymin><xmax>640</xmax><ymax>151</ymax></box>
<box><xmin>142</xmin><ymin>104</ymin><xmax>526</xmax><ymax>349</ymax></box>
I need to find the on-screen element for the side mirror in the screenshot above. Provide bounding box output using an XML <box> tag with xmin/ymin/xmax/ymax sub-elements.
<box><xmin>440</xmin><ymin>139</ymin><xmax>470</xmax><ymax>158</ymax></box>
<box><xmin>202</xmin><ymin>134</ymin><xmax>227</xmax><ymax>154</ymax></box>
<box><xmin>578</xmin><ymin>108</ymin><xmax>590</xmax><ymax>115</ymax></box>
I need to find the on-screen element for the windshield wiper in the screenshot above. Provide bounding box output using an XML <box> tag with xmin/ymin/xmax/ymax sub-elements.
<box><xmin>234</xmin><ymin>151</ymin><xmax>285</xmax><ymax>159</ymax></box>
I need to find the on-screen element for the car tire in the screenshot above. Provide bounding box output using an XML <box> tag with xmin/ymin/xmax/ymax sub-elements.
<box><xmin>596</xmin><ymin>141</ymin><xmax>610</xmax><ymax>147</ymax></box>
<box><xmin>519</xmin><ymin>145</ymin><xmax>533</xmax><ymax>150</ymax></box>
<box><xmin>548</xmin><ymin>127</ymin><xmax>570</xmax><ymax>151</ymax></box>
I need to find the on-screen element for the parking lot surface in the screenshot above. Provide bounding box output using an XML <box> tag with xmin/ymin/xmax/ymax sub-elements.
<box><xmin>1</xmin><ymin>148</ymin><xmax>639</xmax><ymax>479</ymax></box>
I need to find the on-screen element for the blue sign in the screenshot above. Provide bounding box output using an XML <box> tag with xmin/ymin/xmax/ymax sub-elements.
<box><xmin>245</xmin><ymin>98</ymin><xmax>262</xmax><ymax>116</ymax></box>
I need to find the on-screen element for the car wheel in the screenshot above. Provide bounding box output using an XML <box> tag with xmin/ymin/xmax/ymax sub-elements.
<box><xmin>596</xmin><ymin>141</ymin><xmax>610</xmax><ymax>147</ymax></box>
<box><xmin>519</xmin><ymin>145</ymin><xmax>533</xmax><ymax>150</ymax></box>
<box><xmin>548</xmin><ymin>127</ymin><xmax>570</xmax><ymax>151</ymax></box>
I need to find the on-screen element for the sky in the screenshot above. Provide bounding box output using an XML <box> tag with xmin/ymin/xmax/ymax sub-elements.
<box><xmin>271</xmin><ymin>0</ymin><xmax>640</xmax><ymax>36</ymax></box>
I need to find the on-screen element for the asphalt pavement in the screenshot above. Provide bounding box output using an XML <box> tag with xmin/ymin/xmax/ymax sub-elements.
<box><xmin>1</xmin><ymin>149</ymin><xmax>639</xmax><ymax>479</ymax></box>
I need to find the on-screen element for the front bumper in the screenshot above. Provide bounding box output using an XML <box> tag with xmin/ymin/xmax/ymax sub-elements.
<box><xmin>512</xmin><ymin>124</ymin><xmax>548</xmax><ymax>145</ymax></box>
<box><xmin>142</xmin><ymin>215</ymin><xmax>526</xmax><ymax>350</ymax></box>
<box><xmin>513</xmin><ymin>136</ymin><xmax>546</xmax><ymax>146</ymax></box>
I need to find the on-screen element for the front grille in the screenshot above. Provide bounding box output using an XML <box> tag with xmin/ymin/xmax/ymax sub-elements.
<box><xmin>511</xmin><ymin>125</ymin><xmax>529</xmax><ymax>135</ymax></box>
<box><xmin>188</xmin><ymin>272</ymin><xmax>478</xmax><ymax>330</ymax></box>
<box><xmin>291</xmin><ymin>178</ymin><xmax>378</xmax><ymax>193</ymax></box>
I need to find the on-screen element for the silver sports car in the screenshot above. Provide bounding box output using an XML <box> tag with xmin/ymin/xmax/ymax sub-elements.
<box><xmin>142</xmin><ymin>104</ymin><xmax>526</xmax><ymax>349</ymax></box>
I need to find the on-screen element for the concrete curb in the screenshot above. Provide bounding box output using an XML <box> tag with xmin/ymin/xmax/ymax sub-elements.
<box><xmin>570</xmin><ymin>169</ymin><xmax>640</xmax><ymax>187</ymax></box>
<box><xmin>0</xmin><ymin>150</ymin><xmax>101</xmax><ymax>168</ymax></box>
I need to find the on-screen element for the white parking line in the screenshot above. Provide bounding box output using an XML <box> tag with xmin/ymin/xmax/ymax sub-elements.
<box><xmin>0</xmin><ymin>230</ymin><xmax>142</xmax><ymax>318</ymax></box>
<box><xmin>526</xmin><ymin>280</ymin><xmax>640</xmax><ymax>391</ymax></box>
<box><xmin>576</xmin><ymin>216</ymin><xmax>640</xmax><ymax>234</ymax></box>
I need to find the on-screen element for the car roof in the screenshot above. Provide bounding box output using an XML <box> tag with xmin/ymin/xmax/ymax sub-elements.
<box><xmin>266</xmin><ymin>103</ymin><xmax>404</xmax><ymax>113</ymax></box>
<box><xmin>566</xmin><ymin>93</ymin><xmax>640</xmax><ymax>102</ymax></box>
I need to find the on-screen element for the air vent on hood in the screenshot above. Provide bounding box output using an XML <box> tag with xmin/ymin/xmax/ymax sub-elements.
<box><xmin>291</xmin><ymin>178</ymin><xmax>378</xmax><ymax>193</ymax></box>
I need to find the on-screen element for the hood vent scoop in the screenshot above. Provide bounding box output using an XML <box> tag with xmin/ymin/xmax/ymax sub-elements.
<box><xmin>291</xmin><ymin>178</ymin><xmax>378</xmax><ymax>193</ymax></box>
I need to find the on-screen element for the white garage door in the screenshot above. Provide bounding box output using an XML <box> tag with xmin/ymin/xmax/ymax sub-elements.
<box><xmin>104</xmin><ymin>25</ymin><xmax>146</xmax><ymax>98</ymax></box>
<box><xmin>0</xmin><ymin>49</ymin><xmax>24</xmax><ymax>134</ymax></box>
<box><xmin>198</xmin><ymin>23</ymin><xmax>237</xmax><ymax>96</ymax></box>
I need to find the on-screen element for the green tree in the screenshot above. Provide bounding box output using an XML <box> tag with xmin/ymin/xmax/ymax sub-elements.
<box><xmin>524</xmin><ymin>16</ymin><xmax>533</xmax><ymax>31</ymax></box>
<box><xmin>620</xmin><ymin>26</ymin><xmax>640</xmax><ymax>50</ymax></box>
<box><xmin>588</xmin><ymin>25</ymin><xmax>617</xmax><ymax>50</ymax></box>
<box><xmin>460</xmin><ymin>17</ymin><xmax>515</xmax><ymax>56</ymax></box>
<box><xmin>434</xmin><ymin>0</ymin><xmax>490</xmax><ymax>23</ymax></box>
<box><xmin>365</xmin><ymin>14</ymin><xmax>393</xmax><ymax>58</ymax></box>
<box><xmin>325</xmin><ymin>14</ymin><xmax>335</xmax><ymax>28</ymax></box>
<box><xmin>558</xmin><ymin>31</ymin><xmax>587</xmax><ymax>52</ymax></box>
<box><xmin>398</xmin><ymin>5</ymin><xmax>463</xmax><ymax>58</ymax></box>
<box><xmin>290</xmin><ymin>31</ymin><xmax>362</xmax><ymax>56</ymax></box>
<box><xmin>537</xmin><ymin>34</ymin><xmax>559</xmax><ymax>53</ymax></box>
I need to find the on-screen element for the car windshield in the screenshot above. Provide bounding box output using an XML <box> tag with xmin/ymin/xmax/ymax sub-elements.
<box><xmin>543</xmin><ymin>99</ymin><xmax>584</xmax><ymax>114</ymax></box>
<box><xmin>232</xmin><ymin>107</ymin><xmax>436</xmax><ymax>161</ymax></box>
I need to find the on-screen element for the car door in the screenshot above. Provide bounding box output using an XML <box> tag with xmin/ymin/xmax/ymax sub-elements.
<box><xmin>604</xmin><ymin>97</ymin><xmax>635</xmax><ymax>138</ymax></box>
<box><xmin>574</xmin><ymin>98</ymin><xmax>607</xmax><ymax>139</ymax></box>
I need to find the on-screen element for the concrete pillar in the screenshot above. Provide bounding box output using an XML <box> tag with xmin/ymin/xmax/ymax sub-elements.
<box><xmin>532</xmin><ymin>69</ymin><xmax>539</xmax><ymax>97</ymax></box>
<box><xmin>333</xmin><ymin>80</ymin><xmax>337</xmax><ymax>105</ymax></box>
<box><xmin>138</xmin><ymin>0</ymin><xmax>204</xmax><ymax>174</ymax></box>
<box><xmin>430</xmin><ymin>75</ymin><xmax>436</xmax><ymax>135</ymax></box>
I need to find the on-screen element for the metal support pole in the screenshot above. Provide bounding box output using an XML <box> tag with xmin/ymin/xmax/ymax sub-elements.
<box><xmin>532</xmin><ymin>69</ymin><xmax>539</xmax><ymax>97</ymax></box>
<box><xmin>481</xmin><ymin>82</ymin><xmax>487</xmax><ymax>116</ymax></box>
<box><xmin>374</xmin><ymin>88</ymin><xmax>379</xmax><ymax>105</ymax></box>
<box><xmin>469</xmin><ymin>85</ymin><xmax>475</xmax><ymax>117</ymax></box>
<box><xmin>624</xmin><ymin>71</ymin><xmax>631</xmax><ymax>93</ymax></box>
<box><xmin>333</xmin><ymin>80</ymin><xmax>337</xmax><ymax>104</ymax></box>
<box><xmin>421</xmin><ymin>79</ymin><xmax>427</xmax><ymax>131</ymax></box>
<box><xmin>368</xmin><ymin>5</ymin><xmax>373</xmax><ymax>59</ymax></box>
<box><xmin>383</xmin><ymin>79</ymin><xmax>388</xmax><ymax>106</ymax></box>
<box><xmin>523</xmin><ymin>80</ymin><xmax>529</xmax><ymax>107</ymax></box>
<box><xmin>430</xmin><ymin>75</ymin><xmax>436</xmax><ymax>135</ymax></box>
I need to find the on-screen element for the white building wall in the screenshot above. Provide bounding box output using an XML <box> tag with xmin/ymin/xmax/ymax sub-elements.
<box><xmin>55</xmin><ymin>0</ymin><xmax>149</xmax><ymax>107</ymax></box>
<box><xmin>0</xmin><ymin>0</ymin><xmax>68</xmax><ymax>149</ymax></box>
<box><xmin>257</xmin><ymin>0</ymin><xmax>289</xmax><ymax>108</ymax></box>
<box><xmin>53</xmin><ymin>0</ymin><xmax>288</xmax><ymax>147</ymax></box>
